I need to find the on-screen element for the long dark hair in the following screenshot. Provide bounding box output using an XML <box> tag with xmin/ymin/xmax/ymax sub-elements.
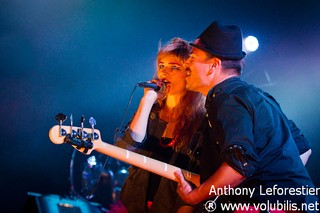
<box><xmin>173</xmin><ymin>91</ymin><xmax>205</xmax><ymax>151</ymax></box>
<box><xmin>154</xmin><ymin>38</ymin><xmax>206</xmax><ymax>150</ymax></box>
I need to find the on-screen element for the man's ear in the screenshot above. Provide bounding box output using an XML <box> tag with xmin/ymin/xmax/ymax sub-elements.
<box><xmin>210</xmin><ymin>57</ymin><xmax>221</xmax><ymax>69</ymax></box>
<box><xmin>208</xmin><ymin>57</ymin><xmax>221</xmax><ymax>74</ymax></box>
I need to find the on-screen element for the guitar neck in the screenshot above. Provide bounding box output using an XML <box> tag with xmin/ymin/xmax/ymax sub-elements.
<box><xmin>49</xmin><ymin>124</ymin><xmax>200</xmax><ymax>187</ymax></box>
<box><xmin>94</xmin><ymin>140</ymin><xmax>200</xmax><ymax>187</ymax></box>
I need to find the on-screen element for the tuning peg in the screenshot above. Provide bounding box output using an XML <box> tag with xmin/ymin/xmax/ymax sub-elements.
<box><xmin>89</xmin><ymin>117</ymin><xmax>97</xmax><ymax>140</ymax></box>
<box><xmin>89</xmin><ymin>117</ymin><xmax>96</xmax><ymax>128</ymax></box>
<box><xmin>81</xmin><ymin>115</ymin><xmax>85</xmax><ymax>126</ymax></box>
<box><xmin>55</xmin><ymin>113</ymin><xmax>67</xmax><ymax>136</ymax></box>
<box><xmin>55</xmin><ymin>113</ymin><xmax>67</xmax><ymax>124</ymax></box>
<box><xmin>70</xmin><ymin>114</ymin><xmax>73</xmax><ymax>126</ymax></box>
<box><xmin>79</xmin><ymin>115</ymin><xmax>85</xmax><ymax>129</ymax></box>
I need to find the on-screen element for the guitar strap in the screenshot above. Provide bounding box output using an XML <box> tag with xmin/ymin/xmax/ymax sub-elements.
<box><xmin>186</xmin><ymin>116</ymin><xmax>207</xmax><ymax>170</ymax></box>
<box><xmin>186</xmin><ymin>82</ymin><xmax>246</xmax><ymax>170</ymax></box>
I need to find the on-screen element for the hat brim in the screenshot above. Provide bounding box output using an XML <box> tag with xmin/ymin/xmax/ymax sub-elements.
<box><xmin>190</xmin><ymin>43</ymin><xmax>246</xmax><ymax>60</ymax></box>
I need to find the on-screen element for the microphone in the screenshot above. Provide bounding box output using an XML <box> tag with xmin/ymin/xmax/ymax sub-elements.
<box><xmin>137</xmin><ymin>81</ymin><xmax>166</xmax><ymax>93</ymax></box>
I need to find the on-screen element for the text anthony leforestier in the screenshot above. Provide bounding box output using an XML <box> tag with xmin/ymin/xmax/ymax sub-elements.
<box><xmin>209</xmin><ymin>185</ymin><xmax>320</xmax><ymax>198</ymax></box>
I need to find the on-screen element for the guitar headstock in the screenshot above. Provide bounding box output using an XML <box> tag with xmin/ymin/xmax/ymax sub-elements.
<box><xmin>49</xmin><ymin>113</ymin><xmax>102</xmax><ymax>155</ymax></box>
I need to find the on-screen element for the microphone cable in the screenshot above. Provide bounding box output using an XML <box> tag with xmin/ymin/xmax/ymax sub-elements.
<box><xmin>75</xmin><ymin>83</ymin><xmax>140</xmax><ymax>206</ymax></box>
<box><xmin>113</xmin><ymin>84</ymin><xmax>138</xmax><ymax>142</ymax></box>
<box><xmin>69</xmin><ymin>148</ymin><xmax>109</xmax><ymax>213</ymax></box>
<box><xmin>85</xmin><ymin>155</ymin><xmax>110</xmax><ymax>201</ymax></box>
<box><xmin>72</xmin><ymin>84</ymin><xmax>138</xmax><ymax>206</ymax></box>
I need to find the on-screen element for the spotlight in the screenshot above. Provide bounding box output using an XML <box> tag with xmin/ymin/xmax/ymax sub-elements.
<box><xmin>244</xmin><ymin>36</ymin><xmax>259</xmax><ymax>52</ymax></box>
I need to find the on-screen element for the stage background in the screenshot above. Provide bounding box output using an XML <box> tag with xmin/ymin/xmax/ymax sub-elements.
<box><xmin>1</xmin><ymin>0</ymin><xmax>319</xmax><ymax>212</ymax></box>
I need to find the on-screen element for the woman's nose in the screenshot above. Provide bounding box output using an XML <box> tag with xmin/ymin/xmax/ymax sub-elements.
<box><xmin>158</xmin><ymin>72</ymin><xmax>167</xmax><ymax>79</ymax></box>
<box><xmin>158</xmin><ymin>67</ymin><xmax>170</xmax><ymax>76</ymax></box>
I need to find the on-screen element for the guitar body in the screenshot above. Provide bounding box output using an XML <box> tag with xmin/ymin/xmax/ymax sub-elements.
<box><xmin>49</xmin><ymin>125</ymin><xmax>200</xmax><ymax>187</ymax></box>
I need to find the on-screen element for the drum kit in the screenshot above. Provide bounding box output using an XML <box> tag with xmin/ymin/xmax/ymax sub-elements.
<box><xmin>80</xmin><ymin>155</ymin><xmax>128</xmax><ymax>209</ymax></box>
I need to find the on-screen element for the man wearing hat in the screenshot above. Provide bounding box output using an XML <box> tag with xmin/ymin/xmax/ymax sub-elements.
<box><xmin>174</xmin><ymin>21</ymin><xmax>317</xmax><ymax>212</ymax></box>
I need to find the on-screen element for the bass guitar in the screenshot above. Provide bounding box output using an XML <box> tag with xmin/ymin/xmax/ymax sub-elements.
<box><xmin>49</xmin><ymin>124</ymin><xmax>200</xmax><ymax>187</ymax></box>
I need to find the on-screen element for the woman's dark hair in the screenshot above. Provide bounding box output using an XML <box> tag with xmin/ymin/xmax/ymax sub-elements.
<box><xmin>154</xmin><ymin>38</ymin><xmax>206</xmax><ymax>150</ymax></box>
<box><xmin>157</xmin><ymin>37</ymin><xmax>191</xmax><ymax>63</ymax></box>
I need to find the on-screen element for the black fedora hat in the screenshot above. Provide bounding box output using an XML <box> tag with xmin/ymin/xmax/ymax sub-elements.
<box><xmin>191</xmin><ymin>21</ymin><xmax>246</xmax><ymax>60</ymax></box>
